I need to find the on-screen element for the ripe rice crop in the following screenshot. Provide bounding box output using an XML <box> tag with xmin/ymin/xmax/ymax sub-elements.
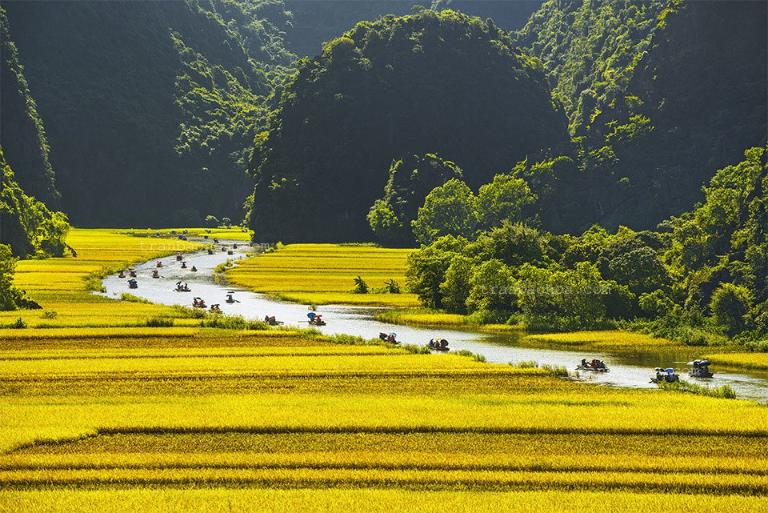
<box><xmin>2</xmin><ymin>229</ymin><xmax>768</xmax><ymax>511</ymax></box>
<box><xmin>524</xmin><ymin>330</ymin><xmax>679</xmax><ymax>351</ymax></box>
<box><xmin>226</xmin><ymin>244</ymin><xmax>420</xmax><ymax>306</ymax></box>
<box><xmin>705</xmin><ymin>353</ymin><xmax>768</xmax><ymax>371</ymax></box>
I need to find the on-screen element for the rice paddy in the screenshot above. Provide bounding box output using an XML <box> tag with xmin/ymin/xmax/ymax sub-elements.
<box><xmin>225</xmin><ymin>243</ymin><xmax>420</xmax><ymax>306</ymax></box>
<box><xmin>1</xmin><ymin>229</ymin><xmax>767</xmax><ymax>511</ymax></box>
<box><xmin>523</xmin><ymin>330</ymin><xmax>681</xmax><ymax>352</ymax></box>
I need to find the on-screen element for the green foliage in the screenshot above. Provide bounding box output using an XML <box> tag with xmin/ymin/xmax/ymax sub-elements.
<box><xmin>516</xmin><ymin>262</ymin><xmax>610</xmax><ymax>332</ymax></box>
<box><xmin>468</xmin><ymin>221</ymin><xmax>552</xmax><ymax>268</ymax></box>
<box><xmin>476</xmin><ymin>173</ymin><xmax>535</xmax><ymax>230</ymax></box>
<box><xmin>710</xmin><ymin>284</ymin><xmax>752</xmax><ymax>336</ymax></box>
<box><xmin>384</xmin><ymin>279</ymin><xmax>401</xmax><ymax>294</ymax></box>
<box><xmin>352</xmin><ymin>276</ymin><xmax>369</xmax><ymax>294</ymax></box>
<box><xmin>0</xmin><ymin>149</ymin><xmax>69</xmax><ymax>258</ymax></box>
<box><xmin>466</xmin><ymin>259</ymin><xmax>516</xmax><ymax>315</ymax></box>
<box><xmin>250</xmin><ymin>9</ymin><xmax>568</xmax><ymax>241</ymax></box>
<box><xmin>438</xmin><ymin>255</ymin><xmax>473</xmax><ymax>314</ymax></box>
<box><xmin>516</xmin><ymin>1</ymin><xmax>766</xmax><ymax>233</ymax></box>
<box><xmin>0</xmin><ymin>7</ymin><xmax>58</xmax><ymax>205</ymax></box>
<box><xmin>368</xmin><ymin>154</ymin><xmax>463</xmax><ymax>246</ymax></box>
<box><xmin>406</xmin><ymin>235</ymin><xmax>468</xmax><ymax>308</ymax></box>
<box><xmin>145</xmin><ymin>317</ymin><xmax>175</xmax><ymax>328</ymax></box>
<box><xmin>412</xmin><ymin>179</ymin><xmax>478</xmax><ymax>245</ymax></box>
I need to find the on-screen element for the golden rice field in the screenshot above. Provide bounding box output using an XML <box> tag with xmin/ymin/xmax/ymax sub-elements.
<box><xmin>704</xmin><ymin>353</ymin><xmax>768</xmax><ymax>371</ymax></box>
<box><xmin>524</xmin><ymin>330</ymin><xmax>680</xmax><ymax>352</ymax></box>
<box><xmin>2</xmin><ymin>229</ymin><xmax>768</xmax><ymax>511</ymax></box>
<box><xmin>0</xmin><ymin>228</ymin><xmax>249</xmax><ymax>329</ymax></box>
<box><xmin>1</xmin><ymin>327</ymin><xmax>768</xmax><ymax>512</ymax></box>
<box><xmin>225</xmin><ymin>243</ymin><xmax>420</xmax><ymax>306</ymax></box>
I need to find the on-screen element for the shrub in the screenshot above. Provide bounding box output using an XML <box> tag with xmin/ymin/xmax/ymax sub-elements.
<box><xmin>10</xmin><ymin>317</ymin><xmax>26</xmax><ymax>329</ymax></box>
<box><xmin>385</xmin><ymin>279</ymin><xmax>401</xmax><ymax>294</ymax></box>
<box><xmin>710</xmin><ymin>283</ymin><xmax>752</xmax><ymax>335</ymax></box>
<box><xmin>145</xmin><ymin>317</ymin><xmax>174</xmax><ymax>327</ymax></box>
<box><xmin>352</xmin><ymin>276</ymin><xmax>369</xmax><ymax>294</ymax></box>
<box><xmin>41</xmin><ymin>310</ymin><xmax>57</xmax><ymax>319</ymax></box>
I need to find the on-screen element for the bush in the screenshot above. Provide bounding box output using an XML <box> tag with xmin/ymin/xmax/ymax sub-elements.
<box><xmin>384</xmin><ymin>279</ymin><xmax>401</xmax><ymax>294</ymax></box>
<box><xmin>710</xmin><ymin>283</ymin><xmax>752</xmax><ymax>335</ymax></box>
<box><xmin>10</xmin><ymin>317</ymin><xmax>26</xmax><ymax>329</ymax></box>
<box><xmin>352</xmin><ymin>276</ymin><xmax>369</xmax><ymax>294</ymax></box>
<box><xmin>145</xmin><ymin>317</ymin><xmax>174</xmax><ymax>327</ymax></box>
<box><xmin>41</xmin><ymin>310</ymin><xmax>57</xmax><ymax>319</ymax></box>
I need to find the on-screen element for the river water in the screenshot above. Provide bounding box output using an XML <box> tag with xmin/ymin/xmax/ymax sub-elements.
<box><xmin>100</xmin><ymin>242</ymin><xmax>768</xmax><ymax>403</ymax></box>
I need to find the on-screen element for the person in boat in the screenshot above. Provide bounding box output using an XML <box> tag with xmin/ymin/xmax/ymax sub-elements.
<box><xmin>581</xmin><ymin>358</ymin><xmax>588</xmax><ymax>368</ymax></box>
<box><xmin>307</xmin><ymin>311</ymin><xmax>317</xmax><ymax>323</ymax></box>
<box><xmin>152</xmin><ymin>269</ymin><xmax>160</xmax><ymax>279</ymax></box>
<box><xmin>156</xmin><ymin>261</ymin><xmax>163</xmax><ymax>268</ymax></box>
<box><xmin>181</xmin><ymin>261</ymin><xmax>188</xmax><ymax>269</ymax></box>
<box><xmin>176</xmin><ymin>253</ymin><xmax>183</xmax><ymax>261</ymax></box>
<box><xmin>129</xmin><ymin>269</ymin><xmax>137</xmax><ymax>277</ymax></box>
<box><xmin>226</xmin><ymin>293</ymin><xmax>235</xmax><ymax>303</ymax></box>
<box><xmin>207</xmin><ymin>249</ymin><xmax>214</xmax><ymax>255</ymax></box>
<box><xmin>439</xmin><ymin>339</ymin><xmax>448</xmax><ymax>349</ymax></box>
<box><xmin>118</xmin><ymin>270</ymin><xmax>126</xmax><ymax>278</ymax></box>
<box><xmin>210</xmin><ymin>304</ymin><xmax>221</xmax><ymax>313</ymax></box>
<box><xmin>191</xmin><ymin>266</ymin><xmax>198</xmax><ymax>272</ymax></box>
<box><xmin>193</xmin><ymin>297</ymin><xmax>206</xmax><ymax>308</ymax></box>
<box><xmin>128</xmin><ymin>279</ymin><xmax>138</xmax><ymax>289</ymax></box>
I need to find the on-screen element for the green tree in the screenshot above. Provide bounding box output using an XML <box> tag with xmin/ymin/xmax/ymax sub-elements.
<box><xmin>368</xmin><ymin>154</ymin><xmax>463</xmax><ymax>246</ymax></box>
<box><xmin>710</xmin><ymin>283</ymin><xmax>752</xmax><ymax>335</ymax></box>
<box><xmin>516</xmin><ymin>262</ymin><xmax>608</xmax><ymax>331</ymax></box>
<box><xmin>438</xmin><ymin>255</ymin><xmax>473</xmax><ymax>314</ymax></box>
<box><xmin>469</xmin><ymin>221</ymin><xmax>551</xmax><ymax>268</ymax></box>
<box><xmin>412</xmin><ymin>179</ymin><xmax>478</xmax><ymax>245</ymax></box>
<box><xmin>406</xmin><ymin>235</ymin><xmax>468</xmax><ymax>308</ymax></box>
<box><xmin>0</xmin><ymin>244</ymin><xmax>20</xmax><ymax>310</ymax></box>
<box><xmin>476</xmin><ymin>174</ymin><xmax>535</xmax><ymax>230</ymax></box>
<box><xmin>466</xmin><ymin>259</ymin><xmax>516</xmax><ymax>314</ymax></box>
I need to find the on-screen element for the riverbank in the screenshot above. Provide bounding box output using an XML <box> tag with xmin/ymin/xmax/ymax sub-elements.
<box><xmin>4</xmin><ymin>229</ymin><xmax>768</xmax><ymax>511</ymax></box>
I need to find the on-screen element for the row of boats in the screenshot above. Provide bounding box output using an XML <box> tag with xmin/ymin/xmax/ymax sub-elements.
<box><xmin>577</xmin><ymin>358</ymin><xmax>715</xmax><ymax>382</ymax></box>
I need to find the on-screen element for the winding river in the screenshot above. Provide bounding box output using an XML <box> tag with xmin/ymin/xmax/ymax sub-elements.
<box><xmin>100</xmin><ymin>241</ymin><xmax>768</xmax><ymax>403</ymax></box>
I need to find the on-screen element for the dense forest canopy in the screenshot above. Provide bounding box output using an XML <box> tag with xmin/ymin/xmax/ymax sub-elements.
<box><xmin>406</xmin><ymin>146</ymin><xmax>768</xmax><ymax>344</ymax></box>
<box><xmin>2</xmin><ymin>0</ymin><xmax>294</xmax><ymax>226</ymax></box>
<box><xmin>516</xmin><ymin>0</ymin><xmax>767</xmax><ymax>232</ymax></box>
<box><xmin>248</xmin><ymin>9</ymin><xmax>568</xmax><ymax>241</ymax></box>
<box><xmin>0</xmin><ymin>8</ymin><xmax>58</xmax><ymax>206</ymax></box>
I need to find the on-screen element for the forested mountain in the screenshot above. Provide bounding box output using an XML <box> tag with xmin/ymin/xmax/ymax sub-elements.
<box><xmin>1</xmin><ymin>7</ymin><xmax>68</xmax><ymax>258</ymax></box>
<box><xmin>0</xmin><ymin>8</ymin><xmax>58</xmax><ymax>206</ymax></box>
<box><xmin>248</xmin><ymin>10</ymin><xmax>568</xmax><ymax>241</ymax></box>
<box><xmin>516</xmin><ymin>0</ymin><xmax>767</xmax><ymax>233</ymax></box>
<box><xmin>3</xmin><ymin>0</ymin><xmax>294</xmax><ymax>226</ymax></box>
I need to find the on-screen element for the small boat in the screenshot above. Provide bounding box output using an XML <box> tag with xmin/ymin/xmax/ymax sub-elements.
<box><xmin>651</xmin><ymin>367</ymin><xmax>680</xmax><ymax>384</ymax></box>
<box><xmin>308</xmin><ymin>315</ymin><xmax>326</xmax><ymax>326</ymax></box>
<box><xmin>379</xmin><ymin>332</ymin><xmax>398</xmax><ymax>344</ymax></box>
<box><xmin>427</xmin><ymin>338</ymin><xmax>449</xmax><ymax>352</ymax></box>
<box><xmin>225</xmin><ymin>292</ymin><xmax>239</xmax><ymax>304</ymax></box>
<box><xmin>264</xmin><ymin>315</ymin><xmax>282</xmax><ymax>326</ymax></box>
<box><xmin>174</xmin><ymin>282</ymin><xmax>191</xmax><ymax>292</ymax></box>
<box><xmin>688</xmin><ymin>360</ymin><xmax>714</xmax><ymax>378</ymax></box>
<box><xmin>576</xmin><ymin>359</ymin><xmax>609</xmax><ymax>373</ymax></box>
